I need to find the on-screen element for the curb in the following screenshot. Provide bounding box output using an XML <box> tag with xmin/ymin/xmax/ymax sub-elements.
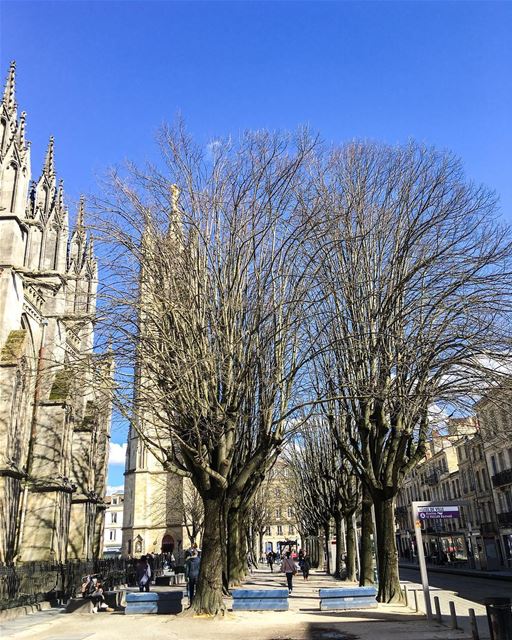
<box><xmin>400</xmin><ymin>563</ymin><xmax>512</xmax><ymax>582</ymax></box>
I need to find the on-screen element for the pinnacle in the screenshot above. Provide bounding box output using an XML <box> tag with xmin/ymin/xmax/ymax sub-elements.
<box><xmin>18</xmin><ymin>111</ymin><xmax>27</xmax><ymax>147</ymax></box>
<box><xmin>76</xmin><ymin>196</ymin><xmax>86</xmax><ymax>233</ymax></box>
<box><xmin>2</xmin><ymin>61</ymin><xmax>16</xmax><ymax>114</ymax></box>
<box><xmin>43</xmin><ymin>135</ymin><xmax>55</xmax><ymax>177</ymax></box>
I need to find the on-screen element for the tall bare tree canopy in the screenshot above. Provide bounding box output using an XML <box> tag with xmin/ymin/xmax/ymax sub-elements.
<box><xmin>94</xmin><ymin>131</ymin><xmax>512</xmax><ymax>610</ymax></box>
<box><xmin>305</xmin><ymin>141</ymin><xmax>512</xmax><ymax>601</ymax></box>
<box><xmin>94</xmin><ymin>126</ymin><xmax>318</xmax><ymax>613</ymax></box>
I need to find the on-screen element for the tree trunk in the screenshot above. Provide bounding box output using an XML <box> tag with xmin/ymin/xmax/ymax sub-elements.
<box><xmin>373</xmin><ymin>494</ymin><xmax>403</xmax><ymax>603</ymax></box>
<box><xmin>345</xmin><ymin>514</ymin><xmax>357</xmax><ymax>582</ymax></box>
<box><xmin>227</xmin><ymin>507</ymin><xmax>246</xmax><ymax>586</ymax></box>
<box><xmin>193</xmin><ymin>496</ymin><xmax>225</xmax><ymax>615</ymax></box>
<box><xmin>334</xmin><ymin>512</ymin><xmax>344</xmax><ymax>579</ymax></box>
<box><xmin>323</xmin><ymin>520</ymin><xmax>331</xmax><ymax>575</ymax></box>
<box><xmin>359</xmin><ymin>486</ymin><xmax>375</xmax><ymax>586</ymax></box>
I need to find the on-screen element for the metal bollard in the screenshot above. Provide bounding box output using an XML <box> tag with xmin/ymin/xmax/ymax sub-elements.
<box><xmin>449</xmin><ymin>601</ymin><xmax>458</xmax><ymax>629</ymax></box>
<box><xmin>434</xmin><ymin>595</ymin><xmax>442</xmax><ymax>622</ymax></box>
<box><xmin>483</xmin><ymin>598</ymin><xmax>512</xmax><ymax>640</ymax></box>
<box><xmin>469</xmin><ymin>608</ymin><xmax>480</xmax><ymax>640</ymax></box>
<box><xmin>414</xmin><ymin>589</ymin><xmax>419</xmax><ymax>613</ymax></box>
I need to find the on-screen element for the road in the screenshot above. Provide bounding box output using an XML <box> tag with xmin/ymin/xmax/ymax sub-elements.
<box><xmin>400</xmin><ymin>566</ymin><xmax>512</xmax><ymax>605</ymax></box>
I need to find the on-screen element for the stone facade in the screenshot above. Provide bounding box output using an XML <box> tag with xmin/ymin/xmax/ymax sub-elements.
<box><xmin>395</xmin><ymin>415</ymin><xmax>511</xmax><ymax>569</ymax></box>
<box><xmin>476</xmin><ymin>390</ymin><xmax>512</xmax><ymax>568</ymax></box>
<box><xmin>103</xmin><ymin>491</ymin><xmax>124</xmax><ymax>555</ymax></box>
<box><xmin>260</xmin><ymin>459</ymin><xmax>301</xmax><ymax>556</ymax></box>
<box><xmin>122</xmin><ymin>435</ymin><xmax>185</xmax><ymax>559</ymax></box>
<box><xmin>0</xmin><ymin>62</ymin><xmax>112</xmax><ymax>564</ymax></box>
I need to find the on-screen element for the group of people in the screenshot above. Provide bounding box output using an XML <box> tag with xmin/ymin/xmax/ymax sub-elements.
<box><xmin>80</xmin><ymin>575</ymin><xmax>109</xmax><ymax>613</ymax></box>
<box><xmin>266</xmin><ymin>548</ymin><xmax>311</xmax><ymax>594</ymax></box>
<box><xmin>128</xmin><ymin>542</ymin><xmax>310</xmax><ymax>607</ymax></box>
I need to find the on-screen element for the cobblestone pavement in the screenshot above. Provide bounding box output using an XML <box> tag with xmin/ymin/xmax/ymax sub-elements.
<box><xmin>1</xmin><ymin>569</ymin><xmax>473</xmax><ymax>640</ymax></box>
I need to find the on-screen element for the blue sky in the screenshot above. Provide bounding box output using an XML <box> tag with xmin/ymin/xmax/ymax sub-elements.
<box><xmin>2</xmin><ymin>0</ymin><xmax>511</xmax><ymax>488</ymax></box>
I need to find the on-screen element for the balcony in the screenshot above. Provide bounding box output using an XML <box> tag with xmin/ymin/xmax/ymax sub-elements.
<box><xmin>497</xmin><ymin>511</ymin><xmax>512</xmax><ymax>527</ymax></box>
<box><xmin>425</xmin><ymin>472</ymin><xmax>439</xmax><ymax>486</ymax></box>
<box><xmin>480</xmin><ymin>522</ymin><xmax>499</xmax><ymax>535</ymax></box>
<box><xmin>492</xmin><ymin>467</ymin><xmax>512</xmax><ymax>488</ymax></box>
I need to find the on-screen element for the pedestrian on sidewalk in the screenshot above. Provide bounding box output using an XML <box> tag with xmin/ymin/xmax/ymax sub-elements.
<box><xmin>136</xmin><ymin>556</ymin><xmax>151</xmax><ymax>592</ymax></box>
<box><xmin>185</xmin><ymin>549</ymin><xmax>201</xmax><ymax>606</ymax></box>
<box><xmin>281</xmin><ymin>550</ymin><xmax>297</xmax><ymax>594</ymax></box>
<box><xmin>301</xmin><ymin>553</ymin><xmax>311</xmax><ymax>581</ymax></box>
<box><xmin>267</xmin><ymin>551</ymin><xmax>275</xmax><ymax>573</ymax></box>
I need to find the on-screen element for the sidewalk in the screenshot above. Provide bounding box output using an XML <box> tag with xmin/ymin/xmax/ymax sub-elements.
<box><xmin>400</xmin><ymin>575</ymin><xmax>491</xmax><ymax>639</ymax></box>
<box><xmin>0</xmin><ymin>569</ymin><xmax>470</xmax><ymax>640</ymax></box>
<box><xmin>400</xmin><ymin>561</ymin><xmax>512</xmax><ymax>581</ymax></box>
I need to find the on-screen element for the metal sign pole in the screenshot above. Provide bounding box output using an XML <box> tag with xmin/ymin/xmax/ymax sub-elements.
<box><xmin>412</xmin><ymin>501</ymin><xmax>432</xmax><ymax>620</ymax></box>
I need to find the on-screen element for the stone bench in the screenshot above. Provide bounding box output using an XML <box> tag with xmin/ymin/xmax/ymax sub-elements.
<box><xmin>124</xmin><ymin>591</ymin><xmax>184</xmax><ymax>615</ymax></box>
<box><xmin>319</xmin><ymin>586</ymin><xmax>377</xmax><ymax>611</ymax></box>
<box><xmin>232</xmin><ymin>588</ymin><xmax>289</xmax><ymax>611</ymax></box>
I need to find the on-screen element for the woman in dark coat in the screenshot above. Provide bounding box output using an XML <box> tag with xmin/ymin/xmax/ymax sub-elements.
<box><xmin>301</xmin><ymin>553</ymin><xmax>311</xmax><ymax>581</ymax></box>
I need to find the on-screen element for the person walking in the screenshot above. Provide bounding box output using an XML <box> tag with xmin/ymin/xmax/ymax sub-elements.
<box><xmin>301</xmin><ymin>553</ymin><xmax>311</xmax><ymax>581</ymax></box>
<box><xmin>281</xmin><ymin>550</ymin><xmax>297</xmax><ymax>595</ymax></box>
<box><xmin>266</xmin><ymin>551</ymin><xmax>274</xmax><ymax>573</ymax></box>
<box><xmin>185</xmin><ymin>549</ymin><xmax>201</xmax><ymax>606</ymax></box>
<box><xmin>136</xmin><ymin>555</ymin><xmax>151</xmax><ymax>592</ymax></box>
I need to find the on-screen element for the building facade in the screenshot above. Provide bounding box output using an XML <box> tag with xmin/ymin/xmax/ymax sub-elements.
<box><xmin>395</xmin><ymin>427</ymin><xmax>468</xmax><ymax>565</ymax></box>
<box><xmin>476</xmin><ymin>392</ymin><xmax>512</xmax><ymax>568</ymax></box>
<box><xmin>260</xmin><ymin>460</ymin><xmax>301</xmax><ymax>556</ymax></box>
<box><xmin>0</xmin><ymin>62</ymin><xmax>112</xmax><ymax>564</ymax></box>
<box><xmin>395</xmin><ymin>414</ymin><xmax>511</xmax><ymax>569</ymax></box>
<box><xmin>103</xmin><ymin>491</ymin><xmax>124</xmax><ymax>555</ymax></box>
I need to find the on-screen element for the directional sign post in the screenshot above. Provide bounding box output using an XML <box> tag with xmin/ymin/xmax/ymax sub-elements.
<box><xmin>410</xmin><ymin>501</ymin><xmax>462</xmax><ymax>620</ymax></box>
<box><xmin>417</xmin><ymin>506</ymin><xmax>460</xmax><ymax>520</ymax></box>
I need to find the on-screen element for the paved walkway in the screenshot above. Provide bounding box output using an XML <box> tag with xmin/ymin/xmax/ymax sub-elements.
<box><xmin>0</xmin><ymin>569</ymin><xmax>474</xmax><ymax>640</ymax></box>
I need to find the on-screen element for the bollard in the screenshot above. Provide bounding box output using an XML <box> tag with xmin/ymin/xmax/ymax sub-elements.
<box><xmin>483</xmin><ymin>598</ymin><xmax>512</xmax><ymax>640</ymax></box>
<box><xmin>449</xmin><ymin>601</ymin><xmax>458</xmax><ymax>630</ymax></box>
<box><xmin>413</xmin><ymin>589</ymin><xmax>419</xmax><ymax>613</ymax></box>
<box><xmin>469</xmin><ymin>608</ymin><xmax>480</xmax><ymax>640</ymax></box>
<box><xmin>403</xmin><ymin>585</ymin><xmax>409</xmax><ymax>608</ymax></box>
<box><xmin>434</xmin><ymin>595</ymin><xmax>442</xmax><ymax>622</ymax></box>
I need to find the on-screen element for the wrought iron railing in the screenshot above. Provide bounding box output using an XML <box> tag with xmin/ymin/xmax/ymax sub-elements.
<box><xmin>492</xmin><ymin>468</ymin><xmax>512</xmax><ymax>488</ymax></box>
<box><xmin>497</xmin><ymin>511</ymin><xmax>512</xmax><ymax>526</ymax></box>
<box><xmin>0</xmin><ymin>555</ymin><xmax>165</xmax><ymax>611</ymax></box>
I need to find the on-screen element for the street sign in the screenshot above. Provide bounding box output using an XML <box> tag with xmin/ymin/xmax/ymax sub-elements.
<box><xmin>417</xmin><ymin>505</ymin><xmax>459</xmax><ymax>519</ymax></box>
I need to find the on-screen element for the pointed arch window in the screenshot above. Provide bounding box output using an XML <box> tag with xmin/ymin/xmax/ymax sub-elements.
<box><xmin>43</xmin><ymin>186</ymin><xmax>49</xmax><ymax>215</ymax></box>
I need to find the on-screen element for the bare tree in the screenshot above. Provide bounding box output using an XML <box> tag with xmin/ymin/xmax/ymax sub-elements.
<box><xmin>183</xmin><ymin>480</ymin><xmax>204</xmax><ymax>547</ymax></box>
<box><xmin>287</xmin><ymin>422</ymin><xmax>359</xmax><ymax>580</ymax></box>
<box><xmin>306</xmin><ymin>141</ymin><xmax>512</xmax><ymax>602</ymax></box>
<box><xmin>93</xmin><ymin>125</ymin><xmax>318</xmax><ymax>614</ymax></box>
<box><xmin>247</xmin><ymin>487</ymin><xmax>272</xmax><ymax>559</ymax></box>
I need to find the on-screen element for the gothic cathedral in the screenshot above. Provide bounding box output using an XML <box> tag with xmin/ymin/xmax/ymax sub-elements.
<box><xmin>0</xmin><ymin>62</ymin><xmax>112</xmax><ymax>564</ymax></box>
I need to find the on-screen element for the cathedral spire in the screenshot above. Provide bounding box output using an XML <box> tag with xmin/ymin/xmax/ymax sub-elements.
<box><xmin>2</xmin><ymin>61</ymin><xmax>16</xmax><ymax>115</ymax></box>
<box><xmin>168</xmin><ymin>183</ymin><xmax>183</xmax><ymax>241</ymax></box>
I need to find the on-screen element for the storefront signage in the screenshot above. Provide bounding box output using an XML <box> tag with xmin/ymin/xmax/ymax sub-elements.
<box><xmin>417</xmin><ymin>506</ymin><xmax>460</xmax><ymax>519</ymax></box>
